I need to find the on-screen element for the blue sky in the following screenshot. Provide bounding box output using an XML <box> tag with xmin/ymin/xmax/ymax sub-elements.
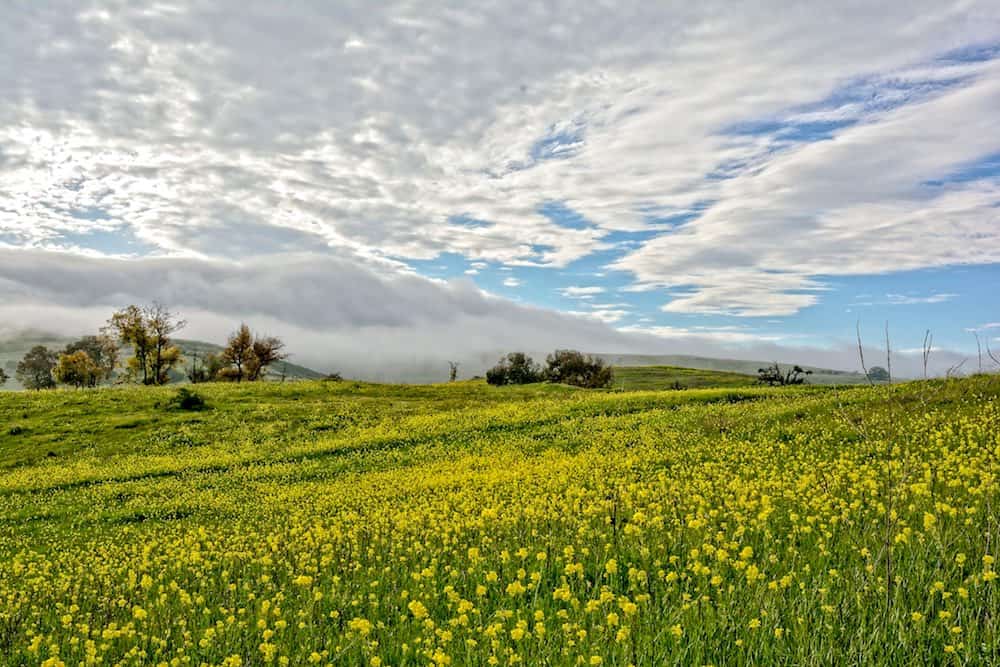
<box><xmin>1</xmin><ymin>1</ymin><xmax>999</xmax><ymax>374</ymax></box>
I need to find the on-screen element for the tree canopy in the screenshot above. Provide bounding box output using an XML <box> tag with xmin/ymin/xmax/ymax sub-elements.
<box><xmin>218</xmin><ymin>324</ymin><xmax>287</xmax><ymax>382</ymax></box>
<box><xmin>486</xmin><ymin>352</ymin><xmax>543</xmax><ymax>386</ymax></box>
<box><xmin>16</xmin><ymin>345</ymin><xmax>58</xmax><ymax>390</ymax></box>
<box><xmin>106</xmin><ymin>304</ymin><xmax>185</xmax><ymax>385</ymax></box>
<box><xmin>543</xmin><ymin>350</ymin><xmax>613</xmax><ymax>388</ymax></box>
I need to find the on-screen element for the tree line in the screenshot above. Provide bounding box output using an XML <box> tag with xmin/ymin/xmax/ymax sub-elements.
<box><xmin>3</xmin><ymin>303</ymin><xmax>286</xmax><ymax>390</ymax></box>
<box><xmin>484</xmin><ymin>349</ymin><xmax>613</xmax><ymax>388</ymax></box>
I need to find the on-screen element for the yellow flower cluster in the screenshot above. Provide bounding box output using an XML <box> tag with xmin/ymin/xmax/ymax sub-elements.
<box><xmin>0</xmin><ymin>376</ymin><xmax>998</xmax><ymax>664</ymax></box>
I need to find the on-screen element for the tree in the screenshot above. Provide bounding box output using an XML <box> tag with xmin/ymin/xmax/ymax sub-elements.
<box><xmin>220</xmin><ymin>324</ymin><xmax>254</xmax><ymax>382</ymax></box>
<box><xmin>53</xmin><ymin>350</ymin><xmax>103</xmax><ymax>388</ymax></box>
<box><xmin>486</xmin><ymin>352</ymin><xmax>543</xmax><ymax>386</ymax></box>
<box><xmin>448</xmin><ymin>361</ymin><xmax>460</xmax><ymax>382</ymax></box>
<box><xmin>16</xmin><ymin>345</ymin><xmax>57</xmax><ymax>390</ymax></box>
<box><xmin>64</xmin><ymin>335</ymin><xmax>119</xmax><ymax>383</ymax></box>
<box><xmin>0</xmin><ymin>368</ymin><xmax>7</xmax><ymax>386</ymax></box>
<box><xmin>146</xmin><ymin>303</ymin><xmax>186</xmax><ymax>385</ymax></box>
<box><xmin>220</xmin><ymin>324</ymin><xmax>287</xmax><ymax>382</ymax></box>
<box><xmin>756</xmin><ymin>362</ymin><xmax>812</xmax><ymax>386</ymax></box>
<box><xmin>247</xmin><ymin>336</ymin><xmax>286</xmax><ymax>381</ymax></box>
<box><xmin>107</xmin><ymin>303</ymin><xmax>185</xmax><ymax>385</ymax></box>
<box><xmin>543</xmin><ymin>349</ymin><xmax>613</xmax><ymax>388</ymax></box>
<box><xmin>187</xmin><ymin>352</ymin><xmax>228</xmax><ymax>384</ymax></box>
<box><xmin>867</xmin><ymin>366</ymin><xmax>891</xmax><ymax>383</ymax></box>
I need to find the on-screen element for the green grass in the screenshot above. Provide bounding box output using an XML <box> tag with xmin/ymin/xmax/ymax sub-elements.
<box><xmin>1</xmin><ymin>376</ymin><xmax>998</xmax><ymax>665</ymax></box>
<box><xmin>599</xmin><ymin>353</ymin><xmax>869</xmax><ymax>384</ymax></box>
<box><xmin>613</xmin><ymin>365</ymin><xmax>757</xmax><ymax>390</ymax></box>
<box><xmin>0</xmin><ymin>379</ymin><xmax>580</xmax><ymax>469</ymax></box>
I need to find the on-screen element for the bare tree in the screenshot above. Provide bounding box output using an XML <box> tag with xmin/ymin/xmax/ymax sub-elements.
<box><xmin>921</xmin><ymin>330</ymin><xmax>933</xmax><ymax>380</ymax></box>
<box><xmin>884</xmin><ymin>321</ymin><xmax>892</xmax><ymax>384</ymax></box>
<box><xmin>220</xmin><ymin>324</ymin><xmax>287</xmax><ymax>382</ymax></box>
<box><xmin>973</xmin><ymin>332</ymin><xmax>983</xmax><ymax>373</ymax></box>
<box><xmin>857</xmin><ymin>321</ymin><xmax>873</xmax><ymax>386</ymax></box>
<box><xmin>946</xmin><ymin>359</ymin><xmax>967</xmax><ymax>378</ymax></box>
<box><xmin>447</xmin><ymin>361</ymin><xmax>460</xmax><ymax>382</ymax></box>
<box><xmin>987</xmin><ymin>339</ymin><xmax>1000</xmax><ymax>370</ymax></box>
<box><xmin>247</xmin><ymin>336</ymin><xmax>286</xmax><ymax>381</ymax></box>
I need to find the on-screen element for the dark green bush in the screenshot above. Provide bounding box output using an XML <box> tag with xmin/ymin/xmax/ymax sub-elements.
<box><xmin>168</xmin><ymin>388</ymin><xmax>207</xmax><ymax>411</ymax></box>
<box><xmin>486</xmin><ymin>353</ymin><xmax>543</xmax><ymax>386</ymax></box>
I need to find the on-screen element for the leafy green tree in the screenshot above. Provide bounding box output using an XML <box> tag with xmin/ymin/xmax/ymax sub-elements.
<box><xmin>16</xmin><ymin>345</ymin><xmax>57</xmax><ymax>390</ymax></box>
<box><xmin>220</xmin><ymin>324</ymin><xmax>254</xmax><ymax>382</ymax></box>
<box><xmin>107</xmin><ymin>304</ymin><xmax>185</xmax><ymax>385</ymax></box>
<box><xmin>867</xmin><ymin>366</ymin><xmax>891</xmax><ymax>383</ymax></box>
<box><xmin>486</xmin><ymin>352</ymin><xmax>543</xmax><ymax>386</ymax></box>
<box><xmin>53</xmin><ymin>350</ymin><xmax>103</xmax><ymax>388</ymax></box>
<box><xmin>186</xmin><ymin>351</ymin><xmax>228</xmax><ymax>383</ymax></box>
<box><xmin>64</xmin><ymin>335</ymin><xmax>119</xmax><ymax>383</ymax></box>
<box><xmin>543</xmin><ymin>350</ymin><xmax>613</xmax><ymax>388</ymax></box>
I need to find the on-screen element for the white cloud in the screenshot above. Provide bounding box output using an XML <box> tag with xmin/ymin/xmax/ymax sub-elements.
<box><xmin>618</xmin><ymin>325</ymin><xmax>788</xmax><ymax>344</ymax></box>
<box><xmin>559</xmin><ymin>286</ymin><xmax>606</xmax><ymax>298</ymax></box>
<box><xmin>885</xmin><ymin>293</ymin><xmax>958</xmax><ymax>305</ymax></box>
<box><xmin>568</xmin><ymin>309</ymin><xmax>629</xmax><ymax>324</ymax></box>
<box><xmin>502</xmin><ymin>277</ymin><xmax>522</xmax><ymax>288</ymax></box>
<box><xmin>1</xmin><ymin>0</ymin><xmax>998</xmax><ymax>333</ymax></box>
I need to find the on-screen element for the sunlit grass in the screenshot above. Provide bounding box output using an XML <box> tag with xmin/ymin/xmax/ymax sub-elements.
<box><xmin>1</xmin><ymin>376</ymin><xmax>997</xmax><ymax>665</ymax></box>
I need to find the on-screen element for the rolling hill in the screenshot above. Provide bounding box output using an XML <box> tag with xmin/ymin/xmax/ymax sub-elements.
<box><xmin>612</xmin><ymin>364</ymin><xmax>758</xmax><ymax>390</ymax></box>
<box><xmin>598</xmin><ymin>353</ymin><xmax>869</xmax><ymax>385</ymax></box>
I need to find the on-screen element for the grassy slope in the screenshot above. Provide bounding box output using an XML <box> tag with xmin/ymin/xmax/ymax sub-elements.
<box><xmin>600</xmin><ymin>353</ymin><xmax>869</xmax><ymax>384</ymax></box>
<box><xmin>0</xmin><ymin>379</ymin><xmax>581</xmax><ymax>468</ymax></box>
<box><xmin>613</xmin><ymin>365</ymin><xmax>757</xmax><ymax>390</ymax></box>
<box><xmin>1</xmin><ymin>376</ymin><xmax>998</xmax><ymax>664</ymax></box>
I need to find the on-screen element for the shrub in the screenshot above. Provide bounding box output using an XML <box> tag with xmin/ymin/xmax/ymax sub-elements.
<box><xmin>543</xmin><ymin>350</ymin><xmax>613</xmax><ymax>388</ymax></box>
<box><xmin>756</xmin><ymin>362</ymin><xmax>812</xmax><ymax>386</ymax></box>
<box><xmin>486</xmin><ymin>352</ymin><xmax>543</xmax><ymax>386</ymax></box>
<box><xmin>167</xmin><ymin>388</ymin><xmax>207</xmax><ymax>411</ymax></box>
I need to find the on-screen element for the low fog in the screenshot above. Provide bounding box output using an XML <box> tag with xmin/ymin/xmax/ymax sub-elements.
<box><xmin>0</xmin><ymin>249</ymin><xmax>982</xmax><ymax>383</ymax></box>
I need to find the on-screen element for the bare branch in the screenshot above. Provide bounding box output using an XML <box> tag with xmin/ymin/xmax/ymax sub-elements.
<box><xmin>987</xmin><ymin>339</ymin><xmax>1000</xmax><ymax>369</ymax></box>
<box><xmin>884</xmin><ymin>321</ymin><xmax>892</xmax><ymax>384</ymax></box>
<box><xmin>857</xmin><ymin>321</ymin><xmax>873</xmax><ymax>386</ymax></box>
<box><xmin>922</xmin><ymin>330</ymin><xmax>933</xmax><ymax>380</ymax></box>
<box><xmin>973</xmin><ymin>332</ymin><xmax>983</xmax><ymax>374</ymax></box>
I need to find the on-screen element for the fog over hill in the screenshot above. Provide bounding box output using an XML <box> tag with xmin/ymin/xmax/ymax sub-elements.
<box><xmin>0</xmin><ymin>324</ymin><xmax>975</xmax><ymax>387</ymax></box>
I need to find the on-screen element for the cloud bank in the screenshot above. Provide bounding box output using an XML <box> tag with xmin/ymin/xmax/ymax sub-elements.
<box><xmin>0</xmin><ymin>249</ymin><xmax>977</xmax><ymax>381</ymax></box>
<box><xmin>1</xmin><ymin>2</ymin><xmax>998</xmax><ymax>373</ymax></box>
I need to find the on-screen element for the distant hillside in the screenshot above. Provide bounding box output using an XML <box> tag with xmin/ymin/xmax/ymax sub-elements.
<box><xmin>613</xmin><ymin>365</ymin><xmax>758</xmax><ymax>390</ymax></box>
<box><xmin>0</xmin><ymin>332</ymin><xmax>324</xmax><ymax>390</ymax></box>
<box><xmin>597</xmin><ymin>353</ymin><xmax>869</xmax><ymax>385</ymax></box>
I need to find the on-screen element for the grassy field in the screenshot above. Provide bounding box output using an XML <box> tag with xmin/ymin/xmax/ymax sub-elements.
<box><xmin>612</xmin><ymin>365</ymin><xmax>757</xmax><ymax>390</ymax></box>
<box><xmin>600</xmin><ymin>354</ymin><xmax>869</xmax><ymax>385</ymax></box>
<box><xmin>1</xmin><ymin>376</ymin><xmax>998</xmax><ymax>665</ymax></box>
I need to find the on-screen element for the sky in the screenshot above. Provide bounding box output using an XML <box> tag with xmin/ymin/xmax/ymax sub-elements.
<box><xmin>1</xmin><ymin>1</ymin><xmax>999</xmax><ymax>379</ymax></box>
